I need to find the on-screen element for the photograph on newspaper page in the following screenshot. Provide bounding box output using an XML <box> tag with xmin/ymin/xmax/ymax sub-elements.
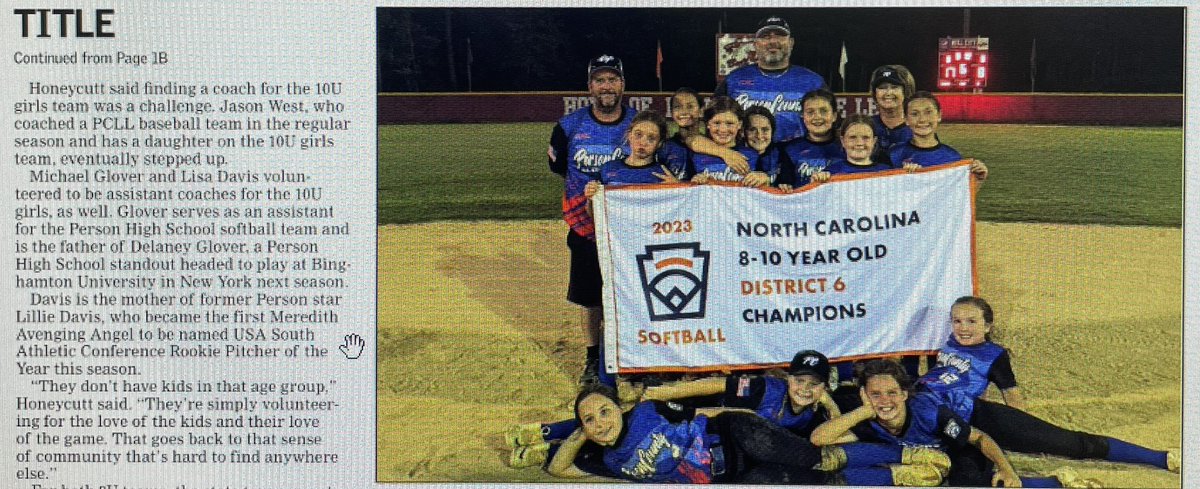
<box><xmin>376</xmin><ymin>6</ymin><xmax>1183</xmax><ymax>486</ymax></box>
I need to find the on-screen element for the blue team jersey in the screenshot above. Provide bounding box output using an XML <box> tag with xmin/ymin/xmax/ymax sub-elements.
<box><xmin>871</xmin><ymin>114</ymin><xmax>913</xmax><ymax>152</ymax></box>
<box><xmin>723</xmin><ymin>64</ymin><xmax>827</xmax><ymax>143</ymax></box>
<box><xmin>554</xmin><ymin>107</ymin><xmax>637</xmax><ymax>238</ymax></box>
<box><xmin>656</xmin><ymin>136</ymin><xmax>692</xmax><ymax>180</ymax></box>
<box><xmin>781</xmin><ymin>137</ymin><xmax>844</xmax><ymax>186</ymax></box>
<box><xmin>854</xmin><ymin>391</ymin><xmax>972</xmax><ymax>450</ymax></box>
<box><xmin>690</xmin><ymin>146</ymin><xmax>760</xmax><ymax>183</ymax></box>
<box><xmin>603</xmin><ymin>402</ymin><xmax>714</xmax><ymax>483</ymax></box>
<box><xmin>889</xmin><ymin>140</ymin><xmax>963</xmax><ymax>168</ymax></box>
<box><xmin>754</xmin><ymin>377</ymin><xmax>820</xmax><ymax>433</ymax></box>
<box><xmin>723</xmin><ymin>375</ymin><xmax>826</xmax><ymax>437</ymax></box>
<box><xmin>919</xmin><ymin>339</ymin><xmax>1009</xmax><ymax>419</ymax></box>
<box><xmin>599</xmin><ymin>157</ymin><xmax>676</xmax><ymax>187</ymax></box>
<box><xmin>823</xmin><ymin>159</ymin><xmax>896</xmax><ymax>176</ymax></box>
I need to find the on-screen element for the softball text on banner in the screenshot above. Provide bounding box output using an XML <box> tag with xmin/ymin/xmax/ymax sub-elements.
<box><xmin>594</xmin><ymin>163</ymin><xmax>977</xmax><ymax>374</ymax></box>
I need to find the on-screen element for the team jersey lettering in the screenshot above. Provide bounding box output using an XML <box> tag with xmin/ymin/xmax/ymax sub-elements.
<box><xmin>734</xmin><ymin>92</ymin><xmax>806</xmax><ymax>113</ymax></box>
<box><xmin>936</xmin><ymin>350</ymin><xmax>973</xmax><ymax>374</ymax></box>
<box><xmin>701</xmin><ymin>168</ymin><xmax>745</xmax><ymax>182</ymax></box>
<box><xmin>625</xmin><ymin>433</ymin><xmax>683</xmax><ymax>479</ymax></box>
<box><xmin>795</xmin><ymin>161</ymin><xmax>828</xmax><ymax>178</ymax></box>
<box><xmin>573</xmin><ymin>146</ymin><xmax>625</xmax><ymax>174</ymax></box>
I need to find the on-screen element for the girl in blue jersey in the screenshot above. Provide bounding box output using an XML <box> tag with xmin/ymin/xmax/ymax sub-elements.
<box><xmin>657</xmin><ymin>88</ymin><xmax>701</xmax><ymax>178</ymax></box>
<box><xmin>778</xmin><ymin>89</ymin><xmax>845</xmax><ymax>190</ymax></box>
<box><xmin>810</xmin><ymin>114</ymin><xmax>898</xmax><ymax>183</ymax></box>
<box><xmin>689</xmin><ymin>96</ymin><xmax>769</xmax><ymax>188</ymax></box>
<box><xmin>547</xmin><ymin>384</ymin><xmax>827</xmax><ymax>484</ymax></box>
<box><xmin>584</xmin><ymin>110</ymin><xmax>681</xmax><ymax>204</ymax></box>
<box><xmin>641</xmin><ymin>350</ymin><xmax>840</xmax><ymax>438</ymax></box>
<box><xmin>671</xmin><ymin>88</ymin><xmax>755</xmax><ymax>179</ymax></box>
<box><xmin>868</xmin><ymin>65</ymin><xmax>916</xmax><ymax>152</ymax></box>
<box><xmin>668</xmin><ymin>87</ymin><xmax>702</xmax><ymax>140</ymax></box>
<box><xmin>743</xmin><ymin>106</ymin><xmax>783</xmax><ymax>186</ymax></box>
<box><xmin>920</xmin><ymin>296</ymin><xmax>1181</xmax><ymax>473</ymax></box>
<box><xmin>813</xmin><ymin>360</ymin><xmax>1100</xmax><ymax>488</ymax></box>
<box><xmin>889</xmin><ymin>91</ymin><xmax>989</xmax><ymax>181</ymax></box>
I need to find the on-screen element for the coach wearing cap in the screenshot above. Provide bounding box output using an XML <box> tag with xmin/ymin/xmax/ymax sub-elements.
<box><xmin>548</xmin><ymin>55</ymin><xmax>638</xmax><ymax>387</ymax></box>
<box><xmin>868</xmin><ymin>64</ymin><xmax>917</xmax><ymax>152</ymax></box>
<box><xmin>716</xmin><ymin>15</ymin><xmax>828</xmax><ymax>143</ymax></box>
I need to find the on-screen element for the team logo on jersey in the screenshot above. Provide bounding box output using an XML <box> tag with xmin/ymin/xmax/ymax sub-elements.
<box><xmin>637</xmin><ymin>243</ymin><xmax>710</xmax><ymax>321</ymax></box>
<box><xmin>943</xmin><ymin>419</ymin><xmax>962</xmax><ymax>439</ymax></box>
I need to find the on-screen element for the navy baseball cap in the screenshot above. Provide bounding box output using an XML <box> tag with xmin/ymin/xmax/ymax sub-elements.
<box><xmin>871</xmin><ymin>67</ymin><xmax>905</xmax><ymax>89</ymax></box>
<box><xmin>787</xmin><ymin>350</ymin><xmax>830</xmax><ymax>382</ymax></box>
<box><xmin>588</xmin><ymin>54</ymin><xmax>624</xmax><ymax>79</ymax></box>
<box><xmin>756</xmin><ymin>16</ymin><xmax>791</xmax><ymax>38</ymax></box>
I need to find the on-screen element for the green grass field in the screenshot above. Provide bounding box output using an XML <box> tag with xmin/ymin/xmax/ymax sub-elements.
<box><xmin>378</xmin><ymin>123</ymin><xmax>1182</xmax><ymax>227</ymax></box>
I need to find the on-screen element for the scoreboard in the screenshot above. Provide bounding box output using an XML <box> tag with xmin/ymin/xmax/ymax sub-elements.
<box><xmin>938</xmin><ymin>37</ymin><xmax>989</xmax><ymax>90</ymax></box>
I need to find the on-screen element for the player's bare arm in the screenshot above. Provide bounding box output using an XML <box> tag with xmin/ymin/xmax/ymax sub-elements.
<box><xmin>641</xmin><ymin>376</ymin><xmax>726</xmax><ymax>401</ymax></box>
<box><xmin>970</xmin><ymin>429</ymin><xmax>1020</xmax><ymax>488</ymax></box>
<box><xmin>810</xmin><ymin>403</ymin><xmax>872</xmax><ymax>446</ymax></box>
<box><xmin>545</xmin><ymin>428</ymin><xmax>593</xmax><ymax>478</ymax></box>
<box><xmin>685</xmin><ymin>133</ymin><xmax>750</xmax><ymax>174</ymax></box>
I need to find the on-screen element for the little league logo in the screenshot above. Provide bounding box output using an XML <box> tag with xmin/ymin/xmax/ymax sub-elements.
<box><xmin>636</xmin><ymin>243</ymin><xmax>710</xmax><ymax>321</ymax></box>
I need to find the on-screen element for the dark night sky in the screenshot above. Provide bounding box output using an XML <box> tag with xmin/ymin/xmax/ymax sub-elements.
<box><xmin>378</xmin><ymin>7</ymin><xmax>1183</xmax><ymax>94</ymax></box>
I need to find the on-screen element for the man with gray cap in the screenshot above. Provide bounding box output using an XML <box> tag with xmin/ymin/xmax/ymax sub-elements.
<box><xmin>716</xmin><ymin>15</ymin><xmax>827</xmax><ymax>143</ymax></box>
<box><xmin>548</xmin><ymin>54</ymin><xmax>637</xmax><ymax>387</ymax></box>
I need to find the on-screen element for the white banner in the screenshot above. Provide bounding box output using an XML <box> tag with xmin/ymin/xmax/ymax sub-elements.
<box><xmin>595</xmin><ymin>163</ymin><xmax>977</xmax><ymax>373</ymax></box>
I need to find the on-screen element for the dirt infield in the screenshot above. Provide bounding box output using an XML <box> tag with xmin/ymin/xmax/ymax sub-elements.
<box><xmin>377</xmin><ymin>220</ymin><xmax>1181</xmax><ymax>486</ymax></box>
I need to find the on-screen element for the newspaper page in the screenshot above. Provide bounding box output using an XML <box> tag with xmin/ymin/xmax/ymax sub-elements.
<box><xmin>2</xmin><ymin>2</ymin><xmax>1197</xmax><ymax>489</ymax></box>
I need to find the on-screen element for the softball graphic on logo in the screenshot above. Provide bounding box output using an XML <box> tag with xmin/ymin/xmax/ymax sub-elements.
<box><xmin>636</xmin><ymin>243</ymin><xmax>710</xmax><ymax>321</ymax></box>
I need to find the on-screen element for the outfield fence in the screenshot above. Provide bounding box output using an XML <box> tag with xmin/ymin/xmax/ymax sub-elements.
<box><xmin>378</xmin><ymin>92</ymin><xmax>1181</xmax><ymax>126</ymax></box>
